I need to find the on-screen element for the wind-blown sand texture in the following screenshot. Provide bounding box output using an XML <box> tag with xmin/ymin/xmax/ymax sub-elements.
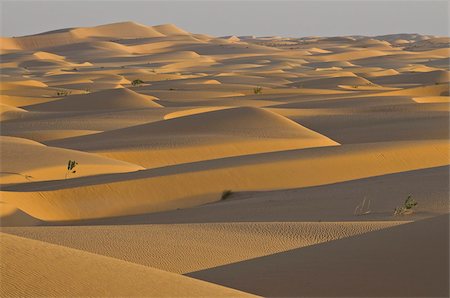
<box><xmin>1</xmin><ymin>22</ymin><xmax>449</xmax><ymax>297</ymax></box>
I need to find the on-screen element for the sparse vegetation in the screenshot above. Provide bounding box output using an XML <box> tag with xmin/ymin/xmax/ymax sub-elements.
<box><xmin>131</xmin><ymin>79</ymin><xmax>144</xmax><ymax>87</ymax></box>
<box><xmin>253</xmin><ymin>86</ymin><xmax>263</xmax><ymax>94</ymax></box>
<box><xmin>354</xmin><ymin>197</ymin><xmax>371</xmax><ymax>216</ymax></box>
<box><xmin>65</xmin><ymin>160</ymin><xmax>78</xmax><ymax>179</ymax></box>
<box><xmin>56</xmin><ymin>89</ymin><xmax>72</xmax><ymax>97</ymax></box>
<box><xmin>394</xmin><ymin>195</ymin><xmax>418</xmax><ymax>215</ymax></box>
<box><xmin>221</xmin><ymin>190</ymin><xmax>233</xmax><ymax>200</ymax></box>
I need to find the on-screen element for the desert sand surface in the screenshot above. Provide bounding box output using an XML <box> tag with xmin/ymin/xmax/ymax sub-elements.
<box><xmin>1</xmin><ymin>22</ymin><xmax>449</xmax><ymax>297</ymax></box>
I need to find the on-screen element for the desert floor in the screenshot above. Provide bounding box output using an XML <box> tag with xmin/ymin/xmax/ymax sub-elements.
<box><xmin>1</xmin><ymin>22</ymin><xmax>449</xmax><ymax>297</ymax></box>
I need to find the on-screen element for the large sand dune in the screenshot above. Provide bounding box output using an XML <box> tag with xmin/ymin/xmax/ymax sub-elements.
<box><xmin>2</xmin><ymin>139</ymin><xmax>448</xmax><ymax>221</ymax></box>
<box><xmin>1</xmin><ymin>233</ymin><xmax>255</xmax><ymax>297</ymax></box>
<box><xmin>188</xmin><ymin>215</ymin><xmax>449</xmax><ymax>297</ymax></box>
<box><xmin>47</xmin><ymin>106</ymin><xmax>339</xmax><ymax>167</ymax></box>
<box><xmin>26</xmin><ymin>88</ymin><xmax>162</xmax><ymax>111</ymax></box>
<box><xmin>1</xmin><ymin>22</ymin><xmax>448</xmax><ymax>297</ymax></box>
<box><xmin>2</xmin><ymin>221</ymin><xmax>404</xmax><ymax>274</ymax></box>
<box><xmin>0</xmin><ymin>136</ymin><xmax>143</xmax><ymax>184</ymax></box>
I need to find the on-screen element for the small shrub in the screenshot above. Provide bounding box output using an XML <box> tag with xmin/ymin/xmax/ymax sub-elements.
<box><xmin>354</xmin><ymin>197</ymin><xmax>371</xmax><ymax>216</ymax></box>
<box><xmin>253</xmin><ymin>86</ymin><xmax>262</xmax><ymax>94</ymax></box>
<box><xmin>132</xmin><ymin>79</ymin><xmax>144</xmax><ymax>87</ymax></box>
<box><xmin>221</xmin><ymin>190</ymin><xmax>233</xmax><ymax>200</ymax></box>
<box><xmin>56</xmin><ymin>89</ymin><xmax>71</xmax><ymax>97</ymax></box>
<box><xmin>65</xmin><ymin>160</ymin><xmax>78</xmax><ymax>179</ymax></box>
<box><xmin>394</xmin><ymin>195</ymin><xmax>418</xmax><ymax>215</ymax></box>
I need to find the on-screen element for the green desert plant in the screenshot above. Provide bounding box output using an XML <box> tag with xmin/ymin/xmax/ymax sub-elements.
<box><xmin>131</xmin><ymin>79</ymin><xmax>144</xmax><ymax>87</ymax></box>
<box><xmin>354</xmin><ymin>197</ymin><xmax>371</xmax><ymax>216</ymax></box>
<box><xmin>221</xmin><ymin>190</ymin><xmax>233</xmax><ymax>200</ymax></box>
<box><xmin>253</xmin><ymin>86</ymin><xmax>263</xmax><ymax>94</ymax></box>
<box><xmin>65</xmin><ymin>160</ymin><xmax>78</xmax><ymax>179</ymax></box>
<box><xmin>394</xmin><ymin>195</ymin><xmax>418</xmax><ymax>215</ymax></box>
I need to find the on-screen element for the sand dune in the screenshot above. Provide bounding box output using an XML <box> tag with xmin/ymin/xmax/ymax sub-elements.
<box><xmin>47</xmin><ymin>106</ymin><xmax>338</xmax><ymax>167</ymax></box>
<box><xmin>0</xmin><ymin>136</ymin><xmax>142</xmax><ymax>184</ymax></box>
<box><xmin>26</xmin><ymin>88</ymin><xmax>161</xmax><ymax>111</ymax></box>
<box><xmin>1</xmin><ymin>22</ymin><xmax>448</xmax><ymax>298</ymax></box>
<box><xmin>1</xmin><ymin>233</ymin><xmax>256</xmax><ymax>297</ymax></box>
<box><xmin>72</xmin><ymin>21</ymin><xmax>166</xmax><ymax>39</ymax></box>
<box><xmin>2</xmin><ymin>140</ymin><xmax>448</xmax><ymax>221</ymax></box>
<box><xmin>377</xmin><ymin>83</ymin><xmax>449</xmax><ymax>96</ymax></box>
<box><xmin>370</xmin><ymin>69</ymin><xmax>449</xmax><ymax>86</ymax></box>
<box><xmin>289</xmin><ymin>75</ymin><xmax>375</xmax><ymax>89</ymax></box>
<box><xmin>0</xmin><ymin>103</ymin><xmax>27</xmax><ymax>121</ymax></box>
<box><xmin>188</xmin><ymin>215</ymin><xmax>449</xmax><ymax>297</ymax></box>
<box><xmin>8</xmin><ymin>129</ymin><xmax>101</xmax><ymax>142</ymax></box>
<box><xmin>51</xmin><ymin>106</ymin><xmax>337</xmax><ymax>145</ymax></box>
<box><xmin>3</xmin><ymin>221</ymin><xmax>404</xmax><ymax>274</ymax></box>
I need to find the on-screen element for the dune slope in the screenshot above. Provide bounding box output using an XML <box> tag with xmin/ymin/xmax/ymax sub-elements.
<box><xmin>0</xmin><ymin>233</ymin><xmax>256</xmax><ymax>297</ymax></box>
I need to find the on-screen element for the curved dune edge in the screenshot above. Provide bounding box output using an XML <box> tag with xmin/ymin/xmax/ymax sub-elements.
<box><xmin>186</xmin><ymin>215</ymin><xmax>450</xmax><ymax>297</ymax></box>
<box><xmin>0</xmin><ymin>202</ymin><xmax>42</xmax><ymax>227</ymax></box>
<box><xmin>48</xmin><ymin>106</ymin><xmax>340</xmax><ymax>167</ymax></box>
<box><xmin>2</xmin><ymin>139</ymin><xmax>448</xmax><ymax>221</ymax></box>
<box><xmin>163</xmin><ymin>106</ymin><xmax>231</xmax><ymax>119</ymax></box>
<box><xmin>413</xmin><ymin>96</ymin><xmax>450</xmax><ymax>103</ymax></box>
<box><xmin>2</xmin><ymin>221</ymin><xmax>406</xmax><ymax>274</ymax></box>
<box><xmin>97</xmin><ymin>137</ymin><xmax>338</xmax><ymax>169</ymax></box>
<box><xmin>0</xmin><ymin>136</ymin><xmax>143</xmax><ymax>184</ymax></box>
<box><xmin>0</xmin><ymin>22</ymin><xmax>194</xmax><ymax>52</ymax></box>
<box><xmin>7</xmin><ymin>129</ymin><xmax>101</xmax><ymax>143</ymax></box>
<box><xmin>25</xmin><ymin>88</ymin><xmax>162</xmax><ymax>112</ymax></box>
<box><xmin>0</xmin><ymin>104</ymin><xmax>28</xmax><ymax>121</ymax></box>
<box><xmin>0</xmin><ymin>233</ymin><xmax>257</xmax><ymax>297</ymax></box>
